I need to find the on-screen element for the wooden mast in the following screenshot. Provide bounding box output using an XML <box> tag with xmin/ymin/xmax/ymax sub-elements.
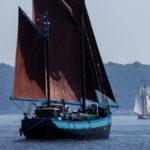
<box><xmin>81</xmin><ymin>11</ymin><xmax>86</xmax><ymax>112</ymax></box>
<box><xmin>44</xmin><ymin>9</ymin><xmax>51</xmax><ymax>105</ymax></box>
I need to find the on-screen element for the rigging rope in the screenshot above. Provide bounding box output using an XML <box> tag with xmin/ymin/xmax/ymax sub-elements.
<box><xmin>83</xmin><ymin>16</ymin><xmax>108</xmax><ymax>105</ymax></box>
<box><xmin>23</xmin><ymin>119</ymin><xmax>47</xmax><ymax>133</ymax></box>
<box><xmin>83</xmin><ymin>19</ymin><xmax>101</xmax><ymax>102</ymax></box>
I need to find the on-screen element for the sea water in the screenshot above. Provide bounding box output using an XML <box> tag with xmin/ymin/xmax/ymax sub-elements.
<box><xmin>0</xmin><ymin>115</ymin><xmax>150</xmax><ymax>150</ymax></box>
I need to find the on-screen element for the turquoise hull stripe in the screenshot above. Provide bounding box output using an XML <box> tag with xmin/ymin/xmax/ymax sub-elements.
<box><xmin>51</xmin><ymin>115</ymin><xmax>112</xmax><ymax>130</ymax></box>
<box><xmin>10</xmin><ymin>97</ymin><xmax>118</xmax><ymax>107</ymax></box>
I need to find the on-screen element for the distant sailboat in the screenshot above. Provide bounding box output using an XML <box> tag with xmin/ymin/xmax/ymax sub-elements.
<box><xmin>134</xmin><ymin>85</ymin><xmax>150</xmax><ymax>119</ymax></box>
<box><xmin>10</xmin><ymin>0</ymin><xmax>118</xmax><ymax>139</ymax></box>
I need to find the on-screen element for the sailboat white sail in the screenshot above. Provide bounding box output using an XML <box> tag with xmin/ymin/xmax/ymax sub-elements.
<box><xmin>146</xmin><ymin>96</ymin><xmax>150</xmax><ymax>115</ymax></box>
<box><xmin>134</xmin><ymin>95</ymin><xmax>144</xmax><ymax>115</ymax></box>
<box><xmin>134</xmin><ymin>85</ymin><xmax>150</xmax><ymax>119</ymax></box>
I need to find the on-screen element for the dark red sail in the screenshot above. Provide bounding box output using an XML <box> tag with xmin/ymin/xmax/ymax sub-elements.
<box><xmin>42</xmin><ymin>0</ymin><xmax>82</xmax><ymax>101</ymax></box>
<box><xmin>13</xmin><ymin>8</ymin><xmax>46</xmax><ymax>99</ymax></box>
<box><xmin>32</xmin><ymin>0</ymin><xmax>95</xmax><ymax>101</ymax></box>
<box><xmin>14</xmin><ymin>0</ymin><xmax>115</xmax><ymax>103</ymax></box>
<box><xmin>32</xmin><ymin>0</ymin><xmax>116</xmax><ymax>102</ymax></box>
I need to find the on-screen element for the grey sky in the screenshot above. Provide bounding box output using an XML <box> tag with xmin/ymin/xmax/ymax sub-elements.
<box><xmin>0</xmin><ymin>0</ymin><xmax>150</xmax><ymax>66</ymax></box>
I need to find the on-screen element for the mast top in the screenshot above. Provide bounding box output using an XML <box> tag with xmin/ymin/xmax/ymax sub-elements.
<box><xmin>44</xmin><ymin>9</ymin><xmax>50</xmax><ymax>38</ymax></box>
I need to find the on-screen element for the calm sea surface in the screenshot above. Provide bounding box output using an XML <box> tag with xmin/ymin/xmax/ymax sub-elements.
<box><xmin>0</xmin><ymin>115</ymin><xmax>150</xmax><ymax>150</ymax></box>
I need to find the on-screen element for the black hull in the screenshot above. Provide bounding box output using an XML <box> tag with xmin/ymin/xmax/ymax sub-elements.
<box><xmin>138</xmin><ymin>115</ymin><xmax>144</xmax><ymax>119</ymax></box>
<box><xmin>21</xmin><ymin>117</ymin><xmax>111</xmax><ymax>139</ymax></box>
<box><xmin>137</xmin><ymin>115</ymin><xmax>150</xmax><ymax>119</ymax></box>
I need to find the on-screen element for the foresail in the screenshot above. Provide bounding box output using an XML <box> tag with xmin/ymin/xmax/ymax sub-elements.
<box><xmin>134</xmin><ymin>96</ymin><xmax>144</xmax><ymax>115</ymax></box>
<box><xmin>146</xmin><ymin>86</ymin><xmax>150</xmax><ymax>96</ymax></box>
<box><xmin>82</xmin><ymin>4</ymin><xmax>116</xmax><ymax>102</ymax></box>
<box><xmin>13</xmin><ymin>8</ymin><xmax>46</xmax><ymax>100</ymax></box>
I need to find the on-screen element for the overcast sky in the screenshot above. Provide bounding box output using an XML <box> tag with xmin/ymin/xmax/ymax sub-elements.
<box><xmin>1</xmin><ymin>0</ymin><xmax>150</xmax><ymax>66</ymax></box>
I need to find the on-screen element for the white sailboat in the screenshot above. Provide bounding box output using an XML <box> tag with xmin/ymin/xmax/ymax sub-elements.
<box><xmin>134</xmin><ymin>86</ymin><xmax>150</xmax><ymax>119</ymax></box>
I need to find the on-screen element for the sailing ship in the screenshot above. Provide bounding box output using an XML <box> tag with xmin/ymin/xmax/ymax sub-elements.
<box><xmin>134</xmin><ymin>85</ymin><xmax>150</xmax><ymax>119</ymax></box>
<box><xmin>10</xmin><ymin>0</ymin><xmax>118</xmax><ymax>139</ymax></box>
